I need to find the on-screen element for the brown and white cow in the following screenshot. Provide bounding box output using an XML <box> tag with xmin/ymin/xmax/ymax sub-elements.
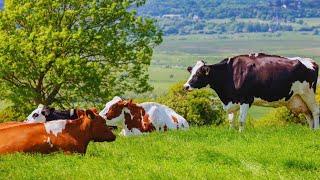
<box><xmin>184</xmin><ymin>53</ymin><xmax>319</xmax><ymax>131</ymax></box>
<box><xmin>99</xmin><ymin>97</ymin><xmax>189</xmax><ymax>136</ymax></box>
<box><xmin>0</xmin><ymin>109</ymin><xmax>116</xmax><ymax>154</ymax></box>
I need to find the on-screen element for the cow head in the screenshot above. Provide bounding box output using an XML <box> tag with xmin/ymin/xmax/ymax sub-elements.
<box><xmin>26</xmin><ymin>104</ymin><xmax>48</xmax><ymax>123</ymax></box>
<box><xmin>184</xmin><ymin>60</ymin><xmax>211</xmax><ymax>90</ymax></box>
<box><xmin>99</xmin><ymin>96</ymin><xmax>126</xmax><ymax>126</ymax></box>
<box><xmin>26</xmin><ymin>105</ymin><xmax>58</xmax><ymax>123</ymax></box>
<box><xmin>86</xmin><ymin>109</ymin><xmax>116</xmax><ymax>142</ymax></box>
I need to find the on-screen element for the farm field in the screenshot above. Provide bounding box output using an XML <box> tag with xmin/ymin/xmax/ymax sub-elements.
<box><xmin>0</xmin><ymin>125</ymin><xmax>319</xmax><ymax>179</ymax></box>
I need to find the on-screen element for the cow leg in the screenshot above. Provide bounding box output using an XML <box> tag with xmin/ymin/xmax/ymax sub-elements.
<box><xmin>228</xmin><ymin>113</ymin><xmax>235</xmax><ymax>129</ymax></box>
<box><xmin>223</xmin><ymin>102</ymin><xmax>239</xmax><ymax>129</ymax></box>
<box><xmin>239</xmin><ymin>104</ymin><xmax>249</xmax><ymax>132</ymax></box>
<box><xmin>300</xmin><ymin>93</ymin><xmax>319</xmax><ymax>129</ymax></box>
<box><xmin>305</xmin><ymin>114</ymin><xmax>314</xmax><ymax>129</ymax></box>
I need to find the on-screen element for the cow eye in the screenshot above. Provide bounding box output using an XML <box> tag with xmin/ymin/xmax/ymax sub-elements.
<box><xmin>32</xmin><ymin>113</ymin><xmax>39</xmax><ymax>118</ymax></box>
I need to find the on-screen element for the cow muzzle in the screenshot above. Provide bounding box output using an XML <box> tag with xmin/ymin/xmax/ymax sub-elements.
<box><xmin>183</xmin><ymin>84</ymin><xmax>193</xmax><ymax>91</ymax></box>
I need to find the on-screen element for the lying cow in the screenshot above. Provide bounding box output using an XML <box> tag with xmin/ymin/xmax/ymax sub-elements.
<box><xmin>0</xmin><ymin>121</ymin><xmax>23</xmax><ymax>130</ymax></box>
<box><xmin>27</xmin><ymin>105</ymin><xmax>118</xmax><ymax>130</ymax></box>
<box><xmin>26</xmin><ymin>104</ymin><xmax>79</xmax><ymax>123</ymax></box>
<box><xmin>99</xmin><ymin>97</ymin><xmax>189</xmax><ymax>136</ymax></box>
<box><xmin>184</xmin><ymin>53</ymin><xmax>319</xmax><ymax>131</ymax></box>
<box><xmin>0</xmin><ymin>109</ymin><xmax>116</xmax><ymax>154</ymax></box>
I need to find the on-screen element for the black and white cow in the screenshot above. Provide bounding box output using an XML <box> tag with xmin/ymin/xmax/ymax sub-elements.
<box><xmin>184</xmin><ymin>53</ymin><xmax>319</xmax><ymax>131</ymax></box>
<box><xmin>26</xmin><ymin>104</ymin><xmax>79</xmax><ymax>123</ymax></box>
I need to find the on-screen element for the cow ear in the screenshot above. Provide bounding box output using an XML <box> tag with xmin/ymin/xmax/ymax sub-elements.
<box><xmin>90</xmin><ymin>108</ymin><xmax>98</xmax><ymax>114</ymax></box>
<box><xmin>86</xmin><ymin>110</ymin><xmax>96</xmax><ymax>120</ymax></box>
<box><xmin>38</xmin><ymin>104</ymin><xmax>44</xmax><ymax>109</ymax></box>
<box><xmin>187</xmin><ymin>66</ymin><xmax>192</xmax><ymax>73</ymax></box>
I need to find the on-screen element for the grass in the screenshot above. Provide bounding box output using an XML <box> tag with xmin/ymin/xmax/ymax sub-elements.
<box><xmin>1</xmin><ymin>125</ymin><xmax>319</xmax><ymax>179</ymax></box>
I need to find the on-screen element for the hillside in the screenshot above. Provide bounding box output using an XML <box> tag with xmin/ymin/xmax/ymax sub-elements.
<box><xmin>138</xmin><ymin>0</ymin><xmax>320</xmax><ymax>20</ymax></box>
<box><xmin>138</xmin><ymin>0</ymin><xmax>320</xmax><ymax>35</ymax></box>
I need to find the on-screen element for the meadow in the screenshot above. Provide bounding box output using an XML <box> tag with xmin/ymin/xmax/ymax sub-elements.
<box><xmin>1</xmin><ymin>125</ymin><xmax>320</xmax><ymax>179</ymax></box>
<box><xmin>1</xmin><ymin>31</ymin><xmax>320</xmax><ymax>179</ymax></box>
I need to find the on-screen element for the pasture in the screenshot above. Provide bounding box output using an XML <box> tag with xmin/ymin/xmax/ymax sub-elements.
<box><xmin>1</xmin><ymin>32</ymin><xmax>320</xmax><ymax>179</ymax></box>
<box><xmin>1</xmin><ymin>125</ymin><xmax>319</xmax><ymax>179</ymax></box>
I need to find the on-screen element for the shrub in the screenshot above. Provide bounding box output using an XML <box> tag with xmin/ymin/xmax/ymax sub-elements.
<box><xmin>0</xmin><ymin>107</ymin><xmax>24</xmax><ymax>123</ymax></box>
<box><xmin>157</xmin><ymin>82</ymin><xmax>225</xmax><ymax>126</ymax></box>
<box><xmin>254</xmin><ymin>106</ymin><xmax>306</xmax><ymax>127</ymax></box>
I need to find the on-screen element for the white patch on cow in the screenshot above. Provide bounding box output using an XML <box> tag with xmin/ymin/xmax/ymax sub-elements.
<box><xmin>239</xmin><ymin>104</ymin><xmax>249</xmax><ymax>132</ymax></box>
<box><xmin>223</xmin><ymin>102</ymin><xmax>240</xmax><ymax>113</ymax></box>
<box><xmin>140</xmin><ymin>102</ymin><xmax>189</xmax><ymax>130</ymax></box>
<box><xmin>184</xmin><ymin>61</ymin><xmax>205</xmax><ymax>89</ymax></box>
<box><xmin>120</xmin><ymin>125</ymin><xmax>142</xmax><ymax>136</ymax></box>
<box><xmin>248</xmin><ymin>53</ymin><xmax>252</xmax><ymax>57</ymax></box>
<box><xmin>287</xmin><ymin>57</ymin><xmax>315</xmax><ymax>70</ymax></box>
<box><xmin>99</xmin><ymin>96</ymin><xmax>123</xmax><ymax>120</ymax></box>
<box><xmin>289</xmin><ymin>80</ymin><xmax>319</xmax><ymax>129</ymax></box>
<box><xmin>228</xmin><ymin>113</ymin><xmax>235</xmax><ymax>128</ymax></box>
<box><xmin>26</xmin><ymin>104</ymin><xmax>46</xmax><ymax>123</ymax></box>
<box><xmin>45</xmin><ymin>137</ymin><xmax>53</xmax><ymax>148</ymax></box>
<box><xmin>254</xmin><ymin>53</ymin><xmax>259</xmax><ymax>57</ymax></box>
<box><xmin>44</xmin><ymin>120</ymin><xmax>67</xmax><ymax>137</ymax></box>
<box><xmin>70</xmin><ymin>109</ymin><xmax>75</xmax><ymax>116</ymax></box>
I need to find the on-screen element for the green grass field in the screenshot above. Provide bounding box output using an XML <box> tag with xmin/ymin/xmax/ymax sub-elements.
<box><xmin>1</xmin><ymin>125</ymin><xmax>319</xmax><ymax>179</ymax></box>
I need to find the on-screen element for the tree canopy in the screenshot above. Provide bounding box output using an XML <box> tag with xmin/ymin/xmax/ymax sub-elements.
<box><xmin>0</xmin><ymin>0</ymin><xmax>162</xmax><ymax>114</ymax></box>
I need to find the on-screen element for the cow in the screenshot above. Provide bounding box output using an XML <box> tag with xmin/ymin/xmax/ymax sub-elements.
<box><xmin>26</xmin><ymin>104</ymin><xmax>79</xmax><ymax>123</ymax></box>
<box><xmin>0</xmin><ymin>109</ymin><xmax>116</xmax><ymax>154</ymax></box>
<box><xmin>99</xmin><ymin>96</ymin><xmax>189</xmax><ymax>136</ymax></box>
<box><xmin>183</xmin><ymin>53</ymin><xmax>319</xmax><ymax>131</ymax></box>
<box><xmin>26</xmin><ymin>105</ymin><xmax>118</xmax><ymax>130</ymax></box>
<box><xmin>0</xmin><ymin>121</ymin><xmax>23</xmax><ymax>130</ymax></box>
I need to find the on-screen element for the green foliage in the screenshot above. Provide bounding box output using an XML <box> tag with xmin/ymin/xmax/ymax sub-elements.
<box><xmin>0</xmin><ymin>0</ymin><xmax>162</xmax><ymax>115</ymax></box>
<box><xmin>158</xmin><ymin>19</ymin><xmax>294</xmax><ymax>35</ymax></box>
<box><xmin>254</xmin><ymin>106</ymin><xmax>307</xmax><ymax>127</ymax></box>
<box><xmin>0</xmin><ymin>107</ymin><xmax>24</xmax><ymax>123</ymax></box>
<box><xmin>157</xmin><ymin>82</ymin><xmax>225</xmax><ymax>126</ymax></box>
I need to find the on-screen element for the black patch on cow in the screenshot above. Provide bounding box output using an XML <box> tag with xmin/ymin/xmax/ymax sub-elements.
<box><xmin>43</xmin><ymin>107</ymin><xmax>79</xmax><ymax>121</ymax></box>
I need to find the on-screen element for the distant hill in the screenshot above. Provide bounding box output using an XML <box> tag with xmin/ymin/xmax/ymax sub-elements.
<box><xmin>137</xmin><ymin>0</ymin><xmax>320</xmax><ymax>35</ymax></box>
<box><xmin>138</xmin><ymin>0</ymin><xmax>320</xmax><ymax>20</ymax></box>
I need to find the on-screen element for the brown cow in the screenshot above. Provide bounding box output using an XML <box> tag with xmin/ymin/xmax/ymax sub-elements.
<box><xmin>0</xmin><ymin>121</ymin><xmax>23</xmax><ymax>130</ymax></box>
<box><xmin>0</xmin><ymin>109</ymin><xmax>116</xmax><ymax>154</ymax></box>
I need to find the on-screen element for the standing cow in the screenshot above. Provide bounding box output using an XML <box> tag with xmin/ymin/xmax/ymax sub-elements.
<box><xmin>184</xmin><ymin>53</ymin><xmax>319</xmax><ymax>131</ymax></box>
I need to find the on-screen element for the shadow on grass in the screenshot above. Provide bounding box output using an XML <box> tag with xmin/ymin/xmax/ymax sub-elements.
<box><xmin>283</xmin><ymin>159</ymin><xmax>318</xmax><ymax>171</ymax></box>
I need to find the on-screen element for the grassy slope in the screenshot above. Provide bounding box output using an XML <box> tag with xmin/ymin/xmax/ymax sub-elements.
<box><xmin>1</xmin><ymin>125</ymin><xmax>319</xmax><ymax>179</ymax></box>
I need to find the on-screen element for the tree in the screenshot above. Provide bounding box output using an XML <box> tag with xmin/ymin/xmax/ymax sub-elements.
<box><xmin>0</xmin><ymin>0</ymin><xmax>162</xmax><ymax>114</ymax></box>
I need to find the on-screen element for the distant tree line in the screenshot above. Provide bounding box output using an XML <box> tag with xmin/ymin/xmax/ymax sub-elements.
<box><xmin>158</xmin><ymin>18</ymin><xmax>320</xmax><ymax>35</ymax></box>
<box><xmin>138</xmin><ymin>0</ymin><xmax>320</xmax><ymax>20</ymax></box>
